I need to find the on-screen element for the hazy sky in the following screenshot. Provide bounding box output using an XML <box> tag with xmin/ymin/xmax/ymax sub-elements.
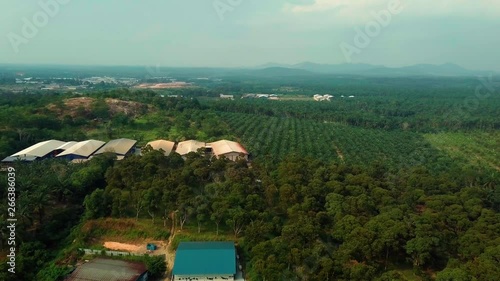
<box><xmin>1</xmin><ymin>0</ymin><xmax>499</xmax><ymax>70</ymax></box>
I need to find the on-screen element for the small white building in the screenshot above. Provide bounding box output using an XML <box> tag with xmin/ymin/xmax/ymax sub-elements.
<box><xmin>313</xmin><ymin>94</ymin><xmax>333</xmax><ymax>101</ymax></box>
<box><xmin>220</xmin><ymin>94</ymin><xmax>234</xmax><ymax>100</ymax></box>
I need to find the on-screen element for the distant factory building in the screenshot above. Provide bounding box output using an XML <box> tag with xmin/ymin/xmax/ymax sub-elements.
<box><xmin>67</xmin><ymin>258</ymin><xmax>148</xmax><ymax>281</ymax></box>
<box><xmin>208</xmin><ymin>140</ymin><xmax>248</xmax><ymax>161</ymax></box>
<box><xmin>175</xmin><ymin>140</ymin><xmax>207</xmax><ymax>157</ymax></box>
<box><xmin>93</xmin><ymin>138</ymin><xmax>137</xmax><ymax>160</ymax></box>
<box><xmin>173</xmin><ymin>242</ymin><xmax>237</xmax><ymax>281</ymax></box>
<box><xmin>2</xmin><ymin>139</ymin><xmax>67</xmax><ymax>163</ymax></box>
<box><xmin>145</xmin><ymin>140</ymin><xmax>176</xmax><ymax>156</ymax></box>
<box><xmin>313</xmin><ymin>94</ymin><xmax>333</xmax><ymax>101</ymax></box>
<box><xmin>56</xmin><ymin>140</ymin><xmax>105</xmax><ymax>161</ymax></box>
<box><xmin>220</xmin><ymin>94</ymin><xmax>234</xmax><ymax>100</ymax></box>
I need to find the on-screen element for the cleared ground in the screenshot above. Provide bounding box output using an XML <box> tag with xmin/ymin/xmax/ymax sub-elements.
<box><xmin>78</xmin><ymin>218</ymin><xmax>239</xmax><ymax>281</ymax></box>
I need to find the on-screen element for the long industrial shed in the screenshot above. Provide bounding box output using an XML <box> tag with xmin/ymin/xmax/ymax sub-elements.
<box><xmin>57</xmin><ymin>140</ymin><xmax>106</xmax><ymax>161</ymax></box>
<box><xmin>2</xmin><ymin>139</ymin><xmax>68</xmax><ymax>162</ymax></box>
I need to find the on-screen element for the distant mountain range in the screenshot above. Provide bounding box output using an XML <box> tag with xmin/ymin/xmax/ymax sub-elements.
<box><xmin>253</xmin><ymin>62</ymin><xmax>495</xmax><ymax>77</ymax></box>
<box><xmin>2</xmin><ymin>62</ymin><xmax>496</xmax><ymax>79</ymax></box>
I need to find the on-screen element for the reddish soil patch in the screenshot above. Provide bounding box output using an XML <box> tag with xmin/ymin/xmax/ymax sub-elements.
<box><xmin>334</xmin><ymin>144</ymin><xmax>345</xmax><ymax>162</ymax></box>
<box><xmin>103</xmin><ymin>241</ymin><xmax>141</xmax><ymax>252</ymax></box>
<box><xmin>47</xmin><ymin>97</ymin><xmax>151</xmax><ymax>118</ymax></box>
<box><xmin>416</xmin><ymin>204</ymin><xmax>426</xmax><ymax>213</ymax></box>
<box><xmin>105</xmin><ymin>98</ymin><xmax>149</xmax><ymax>117</ymax></box>
<box><xmin>135</xmin><ymin>82</ymin><xmax>191</xmax><ymax>89</ymax></box>
<box><xmin>103</xmin><ymin>240</ymin><xmax>169</xmax><ymax>256</ymax></box>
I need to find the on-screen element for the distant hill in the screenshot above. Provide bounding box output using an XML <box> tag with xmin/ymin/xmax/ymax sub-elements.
<box><xmin>365</xmin><ymin>63</ymin><xmax>486</xmax><ymax>77</ymax></box>
<box><xmin>254</xmin><ymin>62</ymin><xmax>494</xmax><ymax>77</ymax></box>
<box><xmin>248</xmin><ymin>67</ymin><xmax>314</xmax><ymax>76</ymax></box>
<box><xmin>2</xmin><ymin>62</ymin><xmax>496</xmax><ymax>79</ymax></box>
<box><xmin>292</xmin><ymin>62</ymin><xmax>382</xmax><ymax>74</ymax></box>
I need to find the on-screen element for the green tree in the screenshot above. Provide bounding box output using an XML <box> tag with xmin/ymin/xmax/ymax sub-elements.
<box><xmin>436</xmin><ymin>268</ymin><xmax>472</xmax><ymax>281</ymax></box>
<box><xmin>145</xmin><ymin>255</ymin><xmax>167</xmax><ymax>278</ymax></box>
<box><xmin>142</xmin><ymin>187</ymin><xmax>161</xmax><ymax>223</ymax></box>
<box><xmin>83</xmin><ymin>189</ymin><xmax>108</xmax><ymax>220</ymax></box>
<box><xmin>211</xmin><ymin>200</ymin><xmax>228</xmax><ymax>236</ymax></box>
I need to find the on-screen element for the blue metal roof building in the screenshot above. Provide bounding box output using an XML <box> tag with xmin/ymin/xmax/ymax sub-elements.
<box><xmin>173</xmin><ymin>241</ymin><xmax>236</xmax><ymax>281</ymax></box>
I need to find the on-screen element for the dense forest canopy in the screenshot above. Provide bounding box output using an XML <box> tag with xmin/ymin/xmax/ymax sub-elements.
<box><xmin>1</xmin><ymin>151</ymin><xmax>498</xmax><ymax>280</ymax></box>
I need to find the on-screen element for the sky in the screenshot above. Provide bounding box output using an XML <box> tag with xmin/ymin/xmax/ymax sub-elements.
<box><xmin>0</xmin><ymin>0</ymin><xmax>499</xmax><ymax>71</ymax></box>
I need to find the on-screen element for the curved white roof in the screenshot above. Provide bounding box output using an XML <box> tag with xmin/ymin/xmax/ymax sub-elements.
<box><xmin>175</xmin><ymin>140</ymin><xmax>206</xmax><ymax>156</ymax></box>
<box><xmin>56</xmin><ymin>141</ymin><xmax>78</xmax><ymax>150</ymax></box>
<box><xmin>94</xmin><ymin>138</ymin><xmax>137</xmax><ymax>155</ymax></box>
<box><xmin>209</xmin><ymin>140</ymin><xmax>248</xmax><ymax>156</ymax></box>
<box><xmin>12</xmin><ymin>140</ymin><xmax>66</xmax><ymax>157</ymax></box>
<box><xmin>146</xmin><ymin>140</ymin><xmax>175</xmax><ymax>155</ymax></box>
<box><xmin>57</xmin><ymin>140</ymin><xmax>105</xmax><ymax>158</ymax></box>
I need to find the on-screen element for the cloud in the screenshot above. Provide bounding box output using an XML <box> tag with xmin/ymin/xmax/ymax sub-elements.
<box><xmin>285</xmin><ymin>0</ymin><xmax>500</xmax><ymax>18</ymax></box>
<box><xmin>286</xmin><ymin>0</ymin><xmax>387</xmax><ymax>14</ymax></box>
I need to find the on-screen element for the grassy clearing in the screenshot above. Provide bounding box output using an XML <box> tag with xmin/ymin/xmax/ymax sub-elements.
<box><xmin>171</xmin><ymin>232</ymin><xmax>239</xmax><ymax>251</ymax></box>
<box><xmin>79</xmin><ymin>218</ymin><xmax>170</xmax><ymax>247</ymax></box>
<box><xmin>424</xmin><ymin>131</ymin><xmax>500</xmax><ymax>171</ymax></box>
<box><xmin>396</xmin><ymin>269</ymin><xmax>424</xmax><ymax>281</ymax></box>
<box><xmin>84</xmin><ymin>112</ymin><xmax>166</xmax><ymax>144</ymax></box>
<box><xmin>76</xmin><ymin>218</ymin><xmax>239</xmax><ymax>252</ymax></box>
<box><xmin>170</xmin><ymin>222</ymin><xmax>241</xmax><ymax>251</ymax></box>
